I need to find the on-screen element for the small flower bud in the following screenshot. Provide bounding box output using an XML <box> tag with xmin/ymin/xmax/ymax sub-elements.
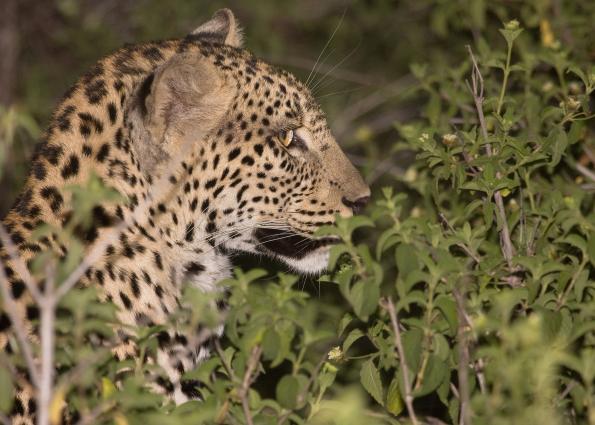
<box><xmin>542</xmin><ymin>81</ymin><xmax>554</xmax><ymax>92</ymax></box>
<box><xmin>328</xmin><ymin>346</ymin><xmax>343</xmax><ymax>361</ymax></box>
<box><xmin>442</xmin><ymin>133</ymin><xmax>458</xmax><ymax>146</ymax></box>
<box><xmin>505</xmin><ymin>19</ymin><xmax>520</xmax><ymax>30</ymax></box>
<box><xmin>565</xmin><ymin>97</ymin><xmax>581</xmax><ymax>111</ymax></box>
<box><xmin>568</xmin><ymin>82</ymin><xmax>582</xmax><ymax>95</ymax></box>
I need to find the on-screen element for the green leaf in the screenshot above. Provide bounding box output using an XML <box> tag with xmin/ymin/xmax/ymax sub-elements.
<box><xmin>338</xmin><ymin>313</ymin><xmax>354</xmax><ymax>336</ymax></box>
<box><xmin>261</xmin><ymin>328</ymin><xmax>280</xmax><ymax>361</ymax></box>
<box><xmin>349</xmin><ymin>280</ymin><xmax>380</xmax><ymax>320</ymax></box>
<box><xmin>395</xmin><ymin>243</ymin><xmax>419</xmax><ymax>280</ymax></box>
<box><xmin>183</xmin><ymin>357</ymin><xmax>220</xmax><ymax>383</ymax></box>
<box><xmin>483</xmin><ymin>201</ymin><xmax>494</xmax><ymax>228</ymax></box>
<box><xmin>385</xmin><ymin>375</ymin><xmax>404</xmax><ymax>416</ymax></box>
<box><xmin>435</xmin><ymin>296</ymin><xmax>459</xmax><ymax>337</ymax></box>
<box><xmin>328</xmin><ymin>243</ymin><xmax>350</xmax><ymax>270</ymax></box>
<box><xmin>499</xmin><ymin>26</ymin><xmax>523</xmax><ymax>47</ymax></box>
<box><xmin>343</xmin><ymin>328</ymin><xmax>366</xmax><ymax>354</ymax></box>
<box><xmin>402</xmin><ymin>328</ymin><xmax>424</xmax><ymax>374</ymax></box>
<box><xmin>276</xmin><ymin>375</ymin><xmax>300</xmax><ymax>409</ymax></box>
<box><xmin>547</xmin><ymin>127</ymin><xmax>568</xmax><ymax>167</ymax></box>
<box><xmin>360</xmin><ymin>359</ymin><xmax>384</xmax><ymax>405</ymax></box>
<box><xmin>414</xmin><ymin>354</ymin><xmax>448</xmax><ymax>397</ymax></box>
<box><xmin>318</xmin><ymin>362</ymin><xmax>338</xmax><ymax>393</ymax></box>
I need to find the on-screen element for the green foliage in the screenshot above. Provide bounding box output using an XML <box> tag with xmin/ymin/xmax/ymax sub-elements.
<box><xmin>1</xmin><ymin>1</ymin><xmax>595</xmax><ymax>424</ymax></box>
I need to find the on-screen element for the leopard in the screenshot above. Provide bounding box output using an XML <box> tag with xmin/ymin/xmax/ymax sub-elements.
<box><xmin>0</xmin><ymin>9</ymin><xmax>370</xmax><ymax>424</ymax></box>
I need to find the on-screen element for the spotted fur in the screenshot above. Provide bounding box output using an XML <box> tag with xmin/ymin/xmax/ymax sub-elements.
<box><xmin>0</xmin><ymin>9</ymin><xmax>369</xmax><ymax>423</ymax></box>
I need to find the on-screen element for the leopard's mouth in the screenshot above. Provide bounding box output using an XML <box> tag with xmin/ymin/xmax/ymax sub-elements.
<box><xmin>254</xmin><ymin>227</ymin><xmax>340</xmax><ymax>259</ymax></box>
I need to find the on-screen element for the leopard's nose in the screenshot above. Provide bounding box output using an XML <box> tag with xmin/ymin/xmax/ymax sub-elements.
<box><xmin>341</xmin><ymin>196</ymin><xmax>370</xmax><ymax>215</ymax></box>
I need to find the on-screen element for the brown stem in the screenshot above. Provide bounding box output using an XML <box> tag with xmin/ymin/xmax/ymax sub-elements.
<box><xmin>38</xmin><ymin>267</ymin><xmax>56</xmax><ymax>425</ymax></box>
<box><xmin>465</xmin><ymin>46</ymin><xmax>515</xmax><ymax>269</ymax></box>
<box><xmin>453</xmin><ymin>288</ymin><xmax>472</xmax><ymax>425</ymax></box>
<box><xmin>383</xmin><ymin>297</ymin><xmax>420</xmax><ymax>425</ymax></box>
<box><xmin>238</xmin><ymin>346</ymin><xmax>262</xmax><ymax>425</ymax></box>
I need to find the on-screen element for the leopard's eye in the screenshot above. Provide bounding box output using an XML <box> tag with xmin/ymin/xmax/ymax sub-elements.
<box><xmin>278</xmin><ymin>129</ymin><xmax>294</xmax><ymax>147</ymax></box>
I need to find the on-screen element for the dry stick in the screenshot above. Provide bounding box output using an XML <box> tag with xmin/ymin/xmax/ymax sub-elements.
<box><xmin>465</xmin><ymin>46</ymin><xmax>515</xmax><ymax>269</ymax></box>
<box><xmin>574</xmin><ymin>162</ymin><xmax>595</xmax><ymax>183</ymax></box>
<box><xmin>453</xmin><ymin>288</ymin><xmax>472</xmax><ymax>425</ymax></box>
<box><xmin>383</xmin><ymin>297</ymin><xmax>420</xmax><ymax>425</ymax></box>
<box><xmin>238</xmin><ymin>346</ymin><xmax>262</xmax><ymax>425</ymax></box>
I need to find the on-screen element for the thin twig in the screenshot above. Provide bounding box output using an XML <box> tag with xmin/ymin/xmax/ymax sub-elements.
<box><xmin>438</xmin><ymin>213</ymin><xmax>481</xmax><ymax>264</ymax></box>
<box><xmin>238</xmin><ymin>346</ymin><xmax>262</xmax><ymax>425</ymax></box>
<box><xmin>213</xmin><ymin>339</ymin><xmax>235</xmax><ymax>380</ymax></box>
<box><xmin>453</xmin><ymin>288</ymin><xmax>472</xmax><ymax>425</ymax></box>
<box><xmin>555</xmin><ymin>381</ymin><xmax>578</xmax><ymax>405</ymax></box>
<box><xmin>474</xmin><ymin>359</ymin><xmax>487</xmax><ymax>395</ymax></box>
<box><xmin>465</xmin><ymin>46</ymin><xmax>515</xmax><ymax>268</ymax></box>
<box><xmin>382</xmin><ymin>297</ymin><xmax>420</xmax><ymax>425</ymax></box>
<box><xmin>582</xmin><ymin>146</ymin><xmax>595</xmax><ymax>164</ymax></box>
<box><xmin>574</xmin><ymin>162</ymin><xmax>595</xmax><ymax>183</ymax></box>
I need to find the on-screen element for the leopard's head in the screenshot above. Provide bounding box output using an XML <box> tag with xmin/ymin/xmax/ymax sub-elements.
<box><xmin>132</xmin><ymin>9</ymin><xmax>370</xmax><ymax>274</ymax></box>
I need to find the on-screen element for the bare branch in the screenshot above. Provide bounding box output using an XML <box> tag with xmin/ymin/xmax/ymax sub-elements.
<box><xmin>38</xmin><ymin>264</ymin><xmax>56</xmax><ymax>425</ymax></box>
<box><xmin>465</xmin><ymin>46</ymin><xmax>515</xmax><ymax>268</ymax></box>
<box><xmin>238</xmin><ymin>346</ymin><xmax>262</xmax><ymax>425</ymax></box>
<box><xmin>382</xmin><ymin>297</ymin><xmax>420</xmax><ymax>425</ymax></box>
<box><xmin>453</xmin><ymin>288</ymin><xmax>472</xmax><ymax>425</ymax></box>
<box><xmin>574</xmin><ymin>162</ymin><xmax>595</xmax><ymax>183</ymax></box>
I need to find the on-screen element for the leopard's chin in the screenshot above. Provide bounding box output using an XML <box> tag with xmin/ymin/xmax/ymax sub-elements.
<box><xmin>252</xmin><ymin>227</ymin><xmax>339</xmax><ymax>274</ymax></box>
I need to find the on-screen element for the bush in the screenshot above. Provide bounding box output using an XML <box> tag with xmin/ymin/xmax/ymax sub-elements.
<box><xmin>1</xmin><ymin>2</ymin><xmax>594</xmax><ymax>425</ymax></box>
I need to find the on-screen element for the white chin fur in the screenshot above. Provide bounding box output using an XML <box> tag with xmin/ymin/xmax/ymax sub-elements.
<box><xmin>224</xmin><ymin>238</ymin><xmax>331</xmax><ymax>275</ymax></box>
<box><xmin>276</xmin><ymin>246</ymin><xmax>330</xmax><ymax>275</ymax></box>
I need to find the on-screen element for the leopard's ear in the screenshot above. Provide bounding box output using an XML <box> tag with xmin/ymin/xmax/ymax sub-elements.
<box><xmin>135</xmin><ymin>52</ymin><xmax>233</xmax><ymax>171</ymax></box>
<box><xmin>191</xmin><ymin>9</ymin><xmax>243</xmax><ymax>48</ymax></box>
